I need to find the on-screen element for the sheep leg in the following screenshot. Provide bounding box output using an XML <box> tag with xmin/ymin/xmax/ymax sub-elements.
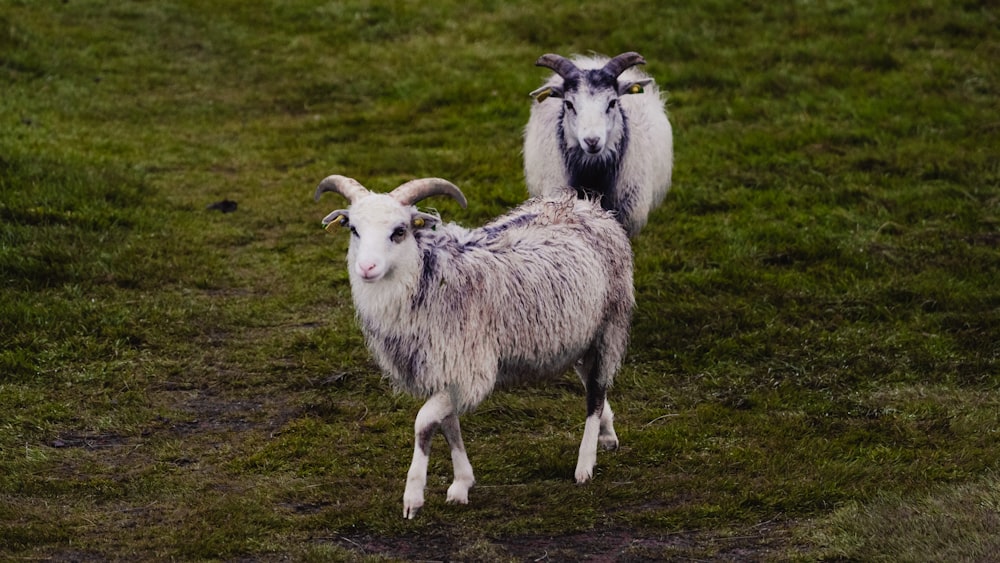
<box><xmin>598</xmin><ymin>398</ymin><xmax>619</xmax><ymax>451</ymax></box>
<box><xmin>574</xmin><ymin>350</ymin><xmax>617</xmax><ymax>482</ymax></box>
<box><xmin>440</xmin><ymin>412</ymin><xmax>475</xmax><ymax>505</ymax></box>
<box><xmin>576</xmin><ymin>386</ymin><xmax>606</xmax><ymax>483</ymax></box>
<box><xmin>573</xmin><ymin>348</ymin><xmax>602</xmax><ymax>482</ymax></box>
<box><xmin>403</xmin><ymin>392</ymin><xmax>453</xmax><ymax>519</ymax></box>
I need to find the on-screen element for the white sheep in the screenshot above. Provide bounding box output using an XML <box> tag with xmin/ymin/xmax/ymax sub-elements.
<box><xmin>523</xmin><ymin>51</ymin><xmax>674</xmax><ymax>237</ymax></box>
<box><xmin>314</xmin><ymin>175</ymin><xmax>634</xmax><ymax>519</ymax></box>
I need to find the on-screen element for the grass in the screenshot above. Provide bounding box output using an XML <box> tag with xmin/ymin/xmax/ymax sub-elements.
<box><xmin>2</xmin><ymin>0</ymin><xmax>998</xmax><ymax>560</ymax></box>
<box><xmin>812</xmin><ymin>470</ymin><xmax>1000</xmax><ymax>560</ymax></box>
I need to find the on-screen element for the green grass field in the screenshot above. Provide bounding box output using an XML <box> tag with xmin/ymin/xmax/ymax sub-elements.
<box><xmin>2</xmin><ymin>1</ymin><xmax>998</xmax><ymax>560</ymax></box>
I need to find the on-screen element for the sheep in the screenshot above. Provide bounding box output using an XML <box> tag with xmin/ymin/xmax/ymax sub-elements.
<box><xmin>523</xmin><ymin>51</ymin><xmax>673</xmax><ymax>238</ymax></box>
<box><xmin>314</xmin><ymin>174</ymin><xmax>634</xmax><ymax>519</ymax></box>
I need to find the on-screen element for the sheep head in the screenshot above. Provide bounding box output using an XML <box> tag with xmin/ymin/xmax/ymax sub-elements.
<box><xmin>530</xmin><ymin>52</ymin><xmax>654</xmax><ymax>158</ymax></box>
<box><xmin>315</xmin><ymin>175</ymin><xmax>467</xmax><ymax>283</ymax></box>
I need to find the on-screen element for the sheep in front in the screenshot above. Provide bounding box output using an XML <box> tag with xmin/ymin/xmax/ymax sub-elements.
<box><xmin>523</xmin><ymin>51</ymin><xmax>674</xmax><ymax>238</ymax></box>
<box><xmin>314</xmin><ymin>175</ymin><xmax>634</xmax><ymax>519</ymax></box>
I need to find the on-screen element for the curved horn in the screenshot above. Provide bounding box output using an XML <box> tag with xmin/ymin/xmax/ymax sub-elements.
<box><xmin>535</xmin><ymin>53</ymin><xmax>581</xmax><ymax>81</ymax></box>
<box><xmin>602</xmin><ymin>51</ymin><xmax>646</xmax><ymax>78</ymax></box>
<box><xmin>390</xmin><ymin>178</ymin><xmax>468</xmax><ymax>209</ymax></box>
<box><xmin>314</xmin><ymin>175</ymin><xmax>371</xmax><ymax>203</ymax></box>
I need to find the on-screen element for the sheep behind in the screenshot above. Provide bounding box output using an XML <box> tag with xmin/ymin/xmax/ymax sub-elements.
<box><xmin>524</xmin><ymin>51</ymin><xmax>674</xmax><ymax>237</ymax></box>
<box><xmin>315</xmin><ymin>175</ymin><xmax>635</xmax><ymax>518</ymax></box>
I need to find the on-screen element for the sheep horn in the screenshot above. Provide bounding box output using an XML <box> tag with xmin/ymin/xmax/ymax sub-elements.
<box><xmin>391</xmin><ymin>178</ymin><xmax>468</xmax><ymax>209</ymax></box>
<box><xmin>314</xmin><ymin>175</ymin><xmax>371</xmax><ymax>203</ymax></box>
<box><xmin>535</xmin><ymin>53</ymin><xmax>581</xmax><ymax>81</ymax></box>
<box><xmin>602</xmin><ymin>51</ymin><xmax>646</xmax><ymax>78</ymax></box>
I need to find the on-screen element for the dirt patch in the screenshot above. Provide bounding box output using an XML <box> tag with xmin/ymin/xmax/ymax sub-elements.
<box><xmin>322</xmin><ymin>522</ymin><xmax>802</xmax><ymax>562</ymax></box>
<box><xmin>150</xmin><ymin>379</ymin><xmax>299</xmax><ymax>437</ymax></box>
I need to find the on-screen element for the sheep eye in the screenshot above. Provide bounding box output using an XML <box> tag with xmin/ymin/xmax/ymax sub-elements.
<box><xmin>350</xmin><ymin>226</ymin><xmax>359</xmax><ymax>237</ymax></box>
<box><xmin>390</xmin><ymin>226</ymin><xmax>407</xmax><ymax>243</ymax></box>
<box><xmin>607</xmin><ymin>99</ymin><xmax>617</xmax><ymax>111</ymax></box>
<box><xmin>563</xmin><ymin>100</ymin><xmax>575</xmax><ymax>112</ymax></box>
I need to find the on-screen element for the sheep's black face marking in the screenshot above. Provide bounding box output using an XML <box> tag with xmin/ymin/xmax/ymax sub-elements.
<box><xmin>578</xmin><ymin>69</ymin><xmax>621</xmax><ymax>97</ymax></box>
<box><xmin>560</xmin><ymin>76</ymin><xmax>580</xmax><ymax>94</ymax></box>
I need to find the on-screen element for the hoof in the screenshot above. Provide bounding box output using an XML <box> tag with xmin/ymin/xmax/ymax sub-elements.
<box><xmin>403</xmin><ymin>492</ymin><xmax>424</xmax><ymax>519</ymax></box>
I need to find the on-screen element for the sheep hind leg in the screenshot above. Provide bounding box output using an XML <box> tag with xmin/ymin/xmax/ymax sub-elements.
<box><xmin>574</xmin><ymin>350</ymin><xmax>610</xmax><ymax>483</ymax></box>
<box><xmin>575</xmin><ymin>388</ymin><xmax>605</xmax><ymax>484</ymax></box>
<box><xmin>441</xmin><ymin>412</ymin><xmax>475</xmax><ymax>505</ymax></box>
<box><xmin>403</xmin><ymin>392</ymin><xmax>454</xmax><ymax>519</ymax></box>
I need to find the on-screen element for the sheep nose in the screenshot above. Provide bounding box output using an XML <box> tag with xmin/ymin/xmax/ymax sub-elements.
<box><xmin>584</xmin><ymin>137</ymin><xmax>602</xmax><ymax>153</ymax></box>
<box><xmin>357</xmin><ymin>261</ymin><xmax>379</xmax><ymax>278</ymax></box>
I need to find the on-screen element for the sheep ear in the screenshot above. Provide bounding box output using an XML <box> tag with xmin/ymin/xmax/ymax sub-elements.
<box><xmin>411</xmin><ymin>212</ymin><xmax>439</xmax><ymax>230</ymax></box>
<box><xmin>619</xmin><ymin>78</ymin><xmax>653</xmax><ymax>96</ymax></box>
<box><xmin>529</xmin><ymin>85</ymin><xmax>563</xmax><ymax>102</ymax></box>
<box><xmin>321</xmin><ymin>209</ymin><xmax>350</xmax><ymax>230</ymax></box>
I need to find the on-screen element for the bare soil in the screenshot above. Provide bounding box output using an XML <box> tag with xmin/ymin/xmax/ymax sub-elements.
<box><xmin>322</xmin><ymin>522</ymin><xmax>801</xmax><ymax>561</ymax></box>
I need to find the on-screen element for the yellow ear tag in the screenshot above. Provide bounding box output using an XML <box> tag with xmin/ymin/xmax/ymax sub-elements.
<box><xmin>535</xmin><ymin>88</ymin><xmax>552</xmax><ymax>103</ymax></box>
<box><xmin>627</xmin><ymin>84</ymin><xmax>644</xmax><ymax>94</ymax></box>
<box><xmin>412</xmin><ymin>217</ymin><xmax>425</xmax><ymax>229</ymax></box>
<box><xmin>324</xmin><ymin>214</ymin><xmax>346</xmax><ymax>231</ymax></box>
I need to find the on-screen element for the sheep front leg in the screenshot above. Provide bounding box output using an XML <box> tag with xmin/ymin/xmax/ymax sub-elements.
<box><xmin>403</xmin><ymin>392</ymin><xmax>453</xmax><ymax>519</ymax></box>
<box><xmin>440</xmin><ymin>412</ymin><xmax>475</xmax><ymax>504</ymax></box>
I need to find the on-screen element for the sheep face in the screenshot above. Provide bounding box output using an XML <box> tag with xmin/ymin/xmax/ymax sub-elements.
<box><xmin>317</xmin><ymin>175</ymin><xmax>463</xmax><ymax>287</ymax></box>
<box><xmin>544</xmin><ymin>71</ymin><xmax>652</xmax><ymax>162</ymax></box>
<box><xmin>560</xmin><ymin>76</ymin><xmax>625</xmax><ymax>158</ymax></box>
<box><xmin>339</xmin><ymin>195</ymin><xmax>435</xmax><ymax>284</ymax></box>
